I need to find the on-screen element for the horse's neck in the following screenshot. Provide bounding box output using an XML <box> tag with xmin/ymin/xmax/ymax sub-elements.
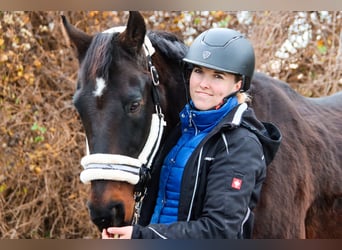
<box><xmin>162</xmin><ymin>83</ymin><xmax>187</xmax><ymax>134</ymax></box>
<box><xmin>148</xmin><ymin>33</ymin><xmax>188</xmax><ymax>133</ymax></box>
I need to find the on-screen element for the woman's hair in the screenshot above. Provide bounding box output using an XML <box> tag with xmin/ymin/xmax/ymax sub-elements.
<box><xmin>237</xmin><ymin>92</ymin><xmax>251</xmax><ymax>104</ymax></box>
<box><xmin>234</xmin><ymin>74</ymin><xmax>251</xmax><ymax>104</ymax></box>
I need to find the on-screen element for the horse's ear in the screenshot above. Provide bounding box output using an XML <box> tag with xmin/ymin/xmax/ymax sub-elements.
<box><xmin>118</xmin><ymin>11</ymin><xmax>146</xmax><ymax>54</ymax></box>
<box><xmin>61</xmin><ymin>15</ymin><xmax>92</xmax><ymax>62</ymax></box>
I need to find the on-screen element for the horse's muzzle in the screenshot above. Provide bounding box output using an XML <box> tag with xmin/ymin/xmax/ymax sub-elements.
<box><xmin>87</xmin><ymin>201</ymin><xmax>126</xmax><ymax>231</ymax></box>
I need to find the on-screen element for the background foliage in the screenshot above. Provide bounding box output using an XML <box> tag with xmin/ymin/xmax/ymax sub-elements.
<box><xmin>0</xmin><ymin>11</ymin><xmax>341</xmax><ymax>238</ymax></box>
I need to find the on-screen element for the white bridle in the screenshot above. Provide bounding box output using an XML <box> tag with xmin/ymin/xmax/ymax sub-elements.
<box><xmin>79</xmin><ymin>27</ymin><xmax>166</xmax><ymax>186</ymax></box>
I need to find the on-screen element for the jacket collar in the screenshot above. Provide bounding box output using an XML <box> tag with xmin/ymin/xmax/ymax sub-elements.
<box><xmin>180</xmin><ymin>97</ymin><xmax>239</xmax><ymax>132</ymax></box>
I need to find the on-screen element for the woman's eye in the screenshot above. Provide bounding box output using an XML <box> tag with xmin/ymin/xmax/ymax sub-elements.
<box><xmin>129</xmin><ymin>101</ymin><xmax>141</xmax><ymax>113</ymax></box>
<box><xmin>193</xmin><ymin>67</ymin><xmax>202</xmax><ymax>73</ymax></box>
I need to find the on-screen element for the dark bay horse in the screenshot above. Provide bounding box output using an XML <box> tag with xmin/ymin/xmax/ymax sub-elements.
<box><xmin>62</xmin><ymin>11</ymin><xmax>342</xmax><ymax>238</ymax></box>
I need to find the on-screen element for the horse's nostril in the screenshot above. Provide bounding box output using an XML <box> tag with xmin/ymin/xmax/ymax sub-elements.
<box><xmin>110</xmin><ymin>202</ymin><xmax>125</xmax><ymax>225</ymax></box>
<box><xmin>88</xmin><ymin>202</ymin><xmax>126</xmax><ymax>231</ymax></box>
<box><xmin>93</xmin><ymin>217</ymin><xmax>112</xmax><ymax>232</ymax></box>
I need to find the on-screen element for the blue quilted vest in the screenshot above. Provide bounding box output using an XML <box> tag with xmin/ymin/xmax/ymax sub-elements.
<box><xmin>150</xmin><ymin>97</ymin><xmax>238</xmax><ymax>224</ymax></box>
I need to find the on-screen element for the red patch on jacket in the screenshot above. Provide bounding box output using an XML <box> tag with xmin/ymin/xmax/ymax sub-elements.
<box><xmin>231</xmin><ymin>177</ymin><xmax>243</xmax><ymax>190</ymax></box>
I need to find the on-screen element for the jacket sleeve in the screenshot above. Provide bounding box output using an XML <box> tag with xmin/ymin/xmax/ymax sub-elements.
<box><xmin>132</xmin><ymin>128</ymin><xmax>266</xmax><ymax>239</ymax></box>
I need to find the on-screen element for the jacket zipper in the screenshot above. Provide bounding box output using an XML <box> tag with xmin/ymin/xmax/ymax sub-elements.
<box><xmin>186</xmin><ymin>147</ymin><xmax>203</xmax><ymax>221</ymax></box>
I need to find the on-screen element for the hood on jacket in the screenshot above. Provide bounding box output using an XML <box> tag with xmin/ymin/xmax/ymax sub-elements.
<box><xmin>222</xmin><ymin>105</ymin><xmax>282</xmax><ymax>166</ymax></box>
<box><xmin>242</xmin><ymin>109</ymin><xmax>282</xmax><ymax>166</ymax></box>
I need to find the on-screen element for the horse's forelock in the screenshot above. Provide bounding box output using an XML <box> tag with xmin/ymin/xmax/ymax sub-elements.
<box><xmin>82</xmin><ymin>30</ymin><xmax>187</xmax><ymax>85</ymax></box>
<box><xmin>82</xmin><ymin>33</ymin><xmax>118</xmax><ymax>81</ymax></box>
<box><xmin>83</xmin><ymin>32</ymin><xmax>150</xmax><ymax>84</ymax></box>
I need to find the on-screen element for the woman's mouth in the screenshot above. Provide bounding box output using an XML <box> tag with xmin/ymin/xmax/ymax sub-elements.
<box><xmin>196</xmin><ymin>91</ymin><xmax>212</xmax><ymax>96</ymax></box>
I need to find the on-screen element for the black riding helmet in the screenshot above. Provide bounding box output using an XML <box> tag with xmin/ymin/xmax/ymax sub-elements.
<box><xmin>183</xmin><ymin>28</ymin><xmax>255</xmax><ymax>91</ymax></box>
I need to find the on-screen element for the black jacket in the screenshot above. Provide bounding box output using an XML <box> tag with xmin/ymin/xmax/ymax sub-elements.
<box><xmin>132</xmin><ymin>103</ymin><xmax>282</xmax><ymax>239</ymax></box>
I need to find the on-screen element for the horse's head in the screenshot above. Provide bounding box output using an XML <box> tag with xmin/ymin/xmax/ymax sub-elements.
<box><xmin>62</xmin><ymin>11</ymin><xmax>178</xmax><ymax>231</ymax></box>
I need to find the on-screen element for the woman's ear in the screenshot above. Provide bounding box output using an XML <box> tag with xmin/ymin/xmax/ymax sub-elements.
<box><xmin>235</xmin><ymin>80</ymin><xmax>243</xmax><ymax>92</ymax></box>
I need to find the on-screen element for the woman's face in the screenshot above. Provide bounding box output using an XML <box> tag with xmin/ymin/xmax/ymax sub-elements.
<box><xmin>189</xmin><ymin>65</ymin><xmax>242</xmax><ymax>110</ymax></box>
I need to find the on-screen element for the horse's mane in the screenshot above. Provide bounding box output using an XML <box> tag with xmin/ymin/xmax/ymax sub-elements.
<box><xmin>147</xmin><ymin>30</ymin><xmax>188</xmax><ymax>62</ymax></box>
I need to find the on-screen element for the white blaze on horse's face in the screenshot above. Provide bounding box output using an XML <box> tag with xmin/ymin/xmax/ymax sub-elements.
<box><xmin>93</xmin><ymin>77</ymin><xmax>106</xmax><ymax>97</ymax></box>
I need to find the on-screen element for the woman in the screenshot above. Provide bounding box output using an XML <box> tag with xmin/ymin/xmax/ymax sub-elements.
<box><xmin>102</xmin><ymin>28</ymin><xmax>282</xmax><ymax>239</ymax></box>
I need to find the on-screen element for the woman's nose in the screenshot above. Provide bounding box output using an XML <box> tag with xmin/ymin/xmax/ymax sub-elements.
<box><xmin>199</xmin><ymin>75</ymin><xmax>210</xmax><ymax>88</ymax></box>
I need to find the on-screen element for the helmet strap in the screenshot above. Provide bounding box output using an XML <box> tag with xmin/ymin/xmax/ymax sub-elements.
<box><xmin>240</xmin><ymin>75</ymin><xmax>246</xmax><ymax>92</ymax></box>
<box><xmin>214</xmin><ymin>91</ymin><xmax>238</xmax><ymax>110</ymax></box>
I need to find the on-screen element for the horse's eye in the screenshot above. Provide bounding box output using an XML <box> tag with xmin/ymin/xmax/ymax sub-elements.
<box><xmin>129</xmin><ymin>101</ymin><xmax>141</xmax><ymax>113</ymax></box>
